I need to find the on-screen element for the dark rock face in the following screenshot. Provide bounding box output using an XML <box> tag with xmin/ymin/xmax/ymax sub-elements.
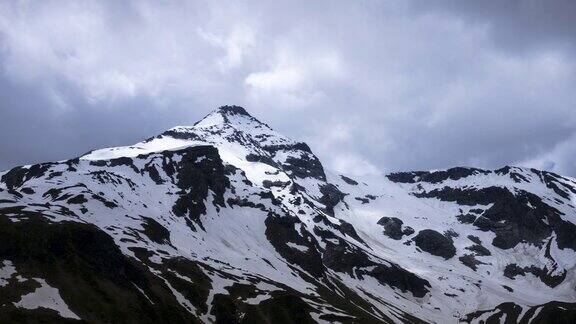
<box><xmin>391</xmin><ymin>166</ymin><xmax>576</xmax><ymax>254</ymax></box>
<box><xmin>160</xmin><ymin>130</ymin><xmax>202</xmax><ymax>141</ymax></box>
<box><xmin>444</xmin><ymin>229</ymin><xmax>459</xmax><ymax>239</ymax></box>
<box><xmin>547</xmin><ymin>213</ymin><xmax>576</xmax><ymax>251</ymax></box>
<box><xmin>3</xmin><ymin>106</ymin><xmax>576</xmax><ymax>323</ymax></box>
<box><xmin>231</xmin><ymin>292</ymin><xmax>317</xmax><ymax>324</ymax></box>
<box><xmin>386</xmin><ymin>171</ymin><xmax>428</xmax><ymax>184</ymax></box>
<box><xmin>1</xmin><ymin>163</ymin><xmax>53</xmax><ymax>190</ymax></box>
<box><xmin>283</xmin><ymin>154</ymin><xmax>326</xmax><ymax>181</ymax></box>
<box><xmin>269</xmin><ymin>211</ymin><xmax>430</xmax><ymax>299</ymax></box>
<box><xmin>459</xmin><ymin>254</ymin><xmax>486</xmax><ymax>271</ymax></box>
<box><xmin>338</xmin><ymin>220</ymin><xmax>365</xmax><ymax>243</ymax></box>
<box><xmin>467</xmin><ymin>235</ymin><xmax>481</xmax><ymax>244</ymax></box>
<box><xmin>246</xmin><ymin>153</ymin><xmax>277</xmax><ymax>167</ymax></box>
<box><xmin>264</xmin><ymin>214</ymin><xmax>325</xmax><ymax>278</ymax></box>
<box><xmin>90</xmin><ymin>170</ymin><xmax>137</xmax><ymax>189</ymax></box>
<box><xmin>20</xmin><ymin>187</ymin><xmax>35</xmax><ymax>195</ymax></box>
<box><xmin>216</xmin><ymin>105</ymin><xmax>251</xmax><ymax>118</ymax></box>
<box><xmin>142</xmin><ymin>162</ymin><xmax>164</xmax><ymax>185</ymax></box>
<box><xmin>456</xmin><ymin>213</ymin><xmax>477</xmax><ymax>224</ymax></box>
<box><xmin>414</xmin><ymin>229</ymin><xmax>456</xmax><ymax>259</ymax></box>
<box><xmin>355</xmin><ymin>197</ymin><xmax>369</xmax><ymax>204</ymax></box>
<box><xmin>340</xmin><ymin>175</ymin><xmax>358</xmax><ymax>185</ymax></box>
<box><xmin>403</xmin><ymin>227</ymin><xmax>415</xmax><ymax>236</ymax></box>
<box><xmin>416</xmin><ymin>187</ymin><xmax>564</xmax><ymax>250</ymax></box>
<box><xmin>140</xmin><ymin>217</ymin><xmax>171</xmax><ymax>245</ymax></box>
<box><xmin>107</xmin><ymin>156</ymin><xmax>139</xmax><ymax>173</ymax></box>
<box><xmin>322</xmin><ymin>242</ymin><xmax>373</xmax><ymax>275</ymax></box>
<box><xmin>312</xmin><ymin>214</ymin><xmax>366</xmax><ymax>244</ymax></box>
<box><xmin>531</xmin><ymin>169</ymin><xmax>576</xmax><ymax>200</ymax></box>
<box><xmin>478</xmin><ymin>191</ymin><xmax>551</xmax><ymax>249</ymax></box>
<box><xmin>319</xmin><ymin>238</ymin><xmax>430</xmax><ymax>298</ymax></box>
<box><xmin>262</xmin><ymin>180</ymin><xmax>290</xmax><ymax>189</ymax></box>
<box><xmin>170</xmin><ymin>146</ymin><xmax>230</xmax><ymax>231</ymax></box>
<box><xmin>377</xmin><ymin>217</ymin><xmax>414</xmax><ymax>240</ymax></box>
<box><xmin>91</xmin><ymin>193</ymin><xmax>118</xmax><ymax>209</ymax></box>
<box><xmin>504</xmin><ymin>264</ymin><xmax>566</xmax><ymax>288</ymax></box>
<box><xmin>466</xmin><ymin>244</ymin><xmax>491</xmax><ymax>256</ymax></box>
<box><xmin>262</xmin><ymin>142</ymin><xmax>313</xmax><ymax>155</ymax></box>
<box><xmin>370</xmin><ymin>264</ymin><xmax>430</xmax><ymax>298</ymax></box>
<box><xmin>495</xmin><ymin>166</ymin><xmax>529</xmax><ymax>183</ymax></box>
<box><xmin>463</xmin><ymin>301</ymin><xmax>576</xmax><ymax>324</ymax></box>
<box><xmin>318</xmin><ymin>183</ymin><xmax>346</xmax><ymax>214</ymax></box>
<box><xmin>355</xmin><ymin>194</ymin><xmax>376</xmax><ymax>204</ymax></box>
<box><xmin>67</xmin><ymin>194</ymin><xmax>87</xmax><ymax>205</ymax></box>
<box><xmin>525</xmin><ymin>301</ymin><xmax>576</xmax><ymax>324</ymax></box>
<box><xmin>502</xmin><ymin>285</ymin><xmax>513</xmax><ymax>292</ymax></box>
<box><xmin>0</xmin><ymin>213</ymin><xmax>198</xmax><ymax>323</ymax></box>
<box><xmin>387</xmin><ymin>167</ymin><xmax>490</xmax><ymax>184</ymax></box>
<box><xmin>254</xmin><ymin>141</ymin><xmax>326</xmax><ymax>182</ymax></box>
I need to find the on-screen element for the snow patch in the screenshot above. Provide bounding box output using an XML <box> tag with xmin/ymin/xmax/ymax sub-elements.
<box><xmin>14</xmin><ymin>278</ymin><xmax>80</xmax><ymax>320</ymax></box>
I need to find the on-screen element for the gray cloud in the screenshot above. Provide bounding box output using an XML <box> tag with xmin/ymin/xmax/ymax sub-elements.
<box><xmin>415</xmin><ymin>0</ymin><xmax>576</xmax><ymax>53</ymax></box>
<box><xmin>0</xmin><ymin>0</ymin><xmax>575</xmax><ymax>177</ymax></box>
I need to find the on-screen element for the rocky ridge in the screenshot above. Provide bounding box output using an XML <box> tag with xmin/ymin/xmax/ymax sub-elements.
<box><xmin>1</xmin><ymin>106</ymin><xmax>575</xmax><ymax>323</ymax></box>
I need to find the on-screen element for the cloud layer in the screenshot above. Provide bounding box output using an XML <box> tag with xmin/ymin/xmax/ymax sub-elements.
<box><xmin>1</xmin><ymin>0</ymin><xmax>575</xmax><ymax>177</ymax></box>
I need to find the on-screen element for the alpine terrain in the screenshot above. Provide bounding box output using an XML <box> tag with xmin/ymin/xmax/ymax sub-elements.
<box><xmin>1</xmin><ymin>105</ymin><xmax>575</xmax><ymax>323</ymax></box>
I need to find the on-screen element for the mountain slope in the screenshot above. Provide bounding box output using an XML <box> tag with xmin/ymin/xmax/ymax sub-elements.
<box><xmin>1</xmin><ymin>106</ymin><xmax>575</xmax><ymax>323</ymax></box>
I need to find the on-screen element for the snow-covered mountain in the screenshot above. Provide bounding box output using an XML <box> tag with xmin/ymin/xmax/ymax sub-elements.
<box><xmin>1</xmin><ymin>105</ymin><xmax>575</xmax><ymax>323</ymax></box>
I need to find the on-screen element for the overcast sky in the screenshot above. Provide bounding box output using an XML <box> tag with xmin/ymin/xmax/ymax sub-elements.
<box><xmin>1</xmin><ymin>0</ymin><xmax>575</xmax><ymax>177</ymax></box>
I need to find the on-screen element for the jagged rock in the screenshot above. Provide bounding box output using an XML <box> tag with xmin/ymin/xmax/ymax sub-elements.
<box><xmin>459</xmin><ymin>254</ymin><xmax>485</xmax><ymax>271</ymax></box>
<box><xmin>504</xmin><ymin>264</ymin><xmax>566</xmax><ymax>288</ymax></box>
<box><xmin>319</xmin><ymin>183</ymin><xmax>345</xmax><ymax>214</ymax></box>
<box><xmin>456</xmin><ymin>213</ymin><xmax>476</xmax><ymax>224</ymax></box>
<box><xmin>377</xmin><ymin>217</ymin><xmax>414</xmax><ymax>240</ymax></box>
<box><xmin>388</xmin><ymin>167</ymin><xmax>490</xmax><ymax>184</ymax></box>
<box><xmin>370</xmin><ymin>264</ymin><xmax>431</xmax><ymax>298</ymax></box>
<box><xmin>140</xmin><ymin>217</ymin><xmax>171</xmax><ymax>245</ymax></box>
<box><xmin>466</xmin><ymin>244</ymin><xmax>491</xmax><ymax>256</ymax></box>
<box><xmin>0</xmin><ymin>106</ymin><xmax>575</xmax><ymax>323</ymax></box>
<box><xmin>414</xmin><ymin>229</ymin><xmax>456</xmax><ymax>259</ymax></box>
<box><xmin>340</xmin><ymin>175</ymin><xmax>358</xmax><ymax>185</ymax></box>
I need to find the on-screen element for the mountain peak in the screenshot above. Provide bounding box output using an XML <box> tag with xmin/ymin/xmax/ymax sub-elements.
<box><xmin>4</xmin><ymin>104</ymin><xmax>576</xmax><ymax>323</ymax></box>
<box><xmin>82</xmin><ymin>105</ymin><xmax>291</xmax><ymax>161</ymax></box>
<box><xmin>216</xmin><ymin>105</ymin><xmax>251</xmax><ymax>116</ymax></box>
<box><xmin>193</xmin><ymin>105</ymin><xmax>265</xmax><ymax>128</ymax></box>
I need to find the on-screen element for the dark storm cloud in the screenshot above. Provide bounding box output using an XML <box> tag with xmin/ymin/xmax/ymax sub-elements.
<box><xmin>0</xmin><ymin>77</ymin><xmax>207</xmax><ymax>168</ymax></box>
<box><xmin>0</xmin><ymin>0</ymin><xmax>575</xmax><ymax>177</ymax></box>
<box><xmin>416</xmin><ymin>0</ymin><xmax>576</xmax><ymax>53</ymax></box>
